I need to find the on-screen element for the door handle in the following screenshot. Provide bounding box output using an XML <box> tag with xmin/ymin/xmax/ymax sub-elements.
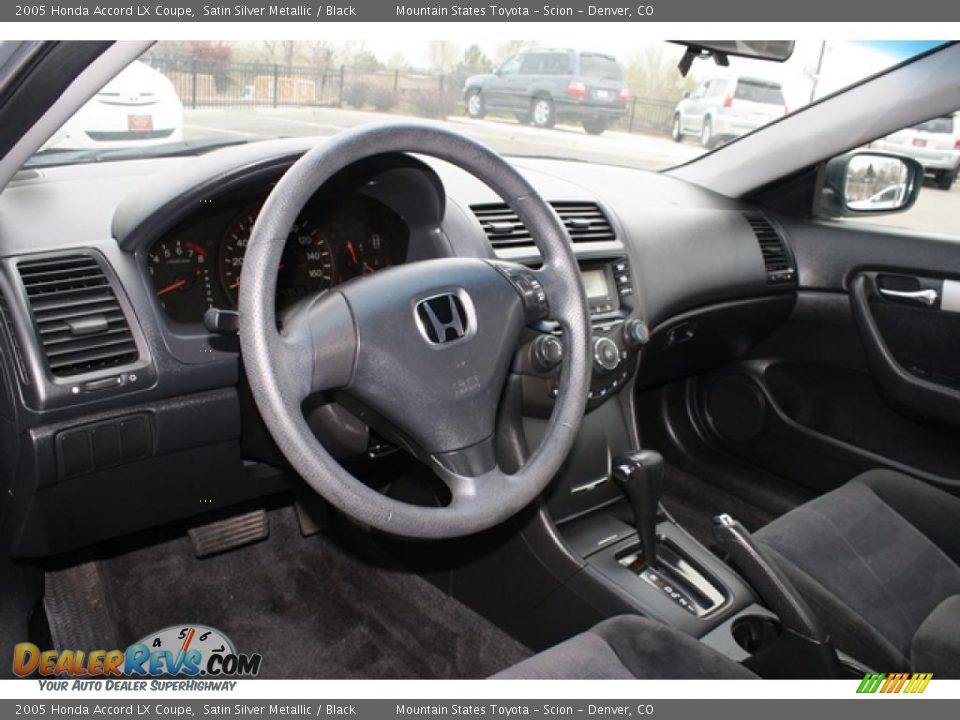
<box><xmin>850</xmin><ymin>273</ymin><xmax>960</xmax><ymax>431</ymax></box>
<box><xmin>878</xmin><ymin>287</ymin><xmax>939</xmax><ymax>306</ymax></box>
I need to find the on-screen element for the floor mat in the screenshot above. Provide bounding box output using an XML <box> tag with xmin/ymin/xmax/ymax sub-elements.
<box><xmin>98</xmin><ymin>506</ymin><xmax>531</xmax><ymax>679</ymax></box>
<box><xmin>660</xmin><ymin>464</ymin><xmax>777</xmax><ymax>549</ymax></box>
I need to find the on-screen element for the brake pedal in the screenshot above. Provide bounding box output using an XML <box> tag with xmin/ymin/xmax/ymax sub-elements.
<box><xmin>294</xmin><ymin>494</ymin><xmax>329</xmax><ymax>537</ymax></box>
<box><xmin>188</xmin><ymin>509</ymin><xmax>269</xmax><ymax>558</ymax></box>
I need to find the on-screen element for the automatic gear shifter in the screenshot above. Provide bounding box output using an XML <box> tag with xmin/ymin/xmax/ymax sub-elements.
<box><xmin>612</xmin><ymin>450</ymin><xmax>664</xmax><ymax>567</ymax></box>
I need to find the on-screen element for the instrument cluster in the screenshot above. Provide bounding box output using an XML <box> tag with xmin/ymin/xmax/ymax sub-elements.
<box><xmin>147</xmin><ymin>193</ymin><xmax>409</xmax><ymax>325</ymax></box>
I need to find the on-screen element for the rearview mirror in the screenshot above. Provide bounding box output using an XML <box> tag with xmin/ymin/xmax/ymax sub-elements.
<box><xmin>817</xmin><ymin>151</ymin><xmax>923</xmax><ymax>217</ymax></box>
<box><xmin>672</xmin><ymin>41</ymin><xmax>795</xmax><ymax>63</ymax></box>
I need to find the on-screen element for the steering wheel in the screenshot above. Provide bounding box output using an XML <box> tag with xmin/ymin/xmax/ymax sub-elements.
<box><xmin>239</xmin><ymin>123</ymin><xmax>591</xmax><ymax>539</ymax></box>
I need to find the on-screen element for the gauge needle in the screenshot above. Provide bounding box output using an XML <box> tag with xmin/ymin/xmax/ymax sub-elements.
<box><xmin>157</xmin><ymin>278</ymin><xmax>187</xmax><ymax>296</ymax></box>
<box><xmin>363</xmin><ymin>262</ymin><xmax>375</xmax><ymax>274</ymax></box>
<box><xmin>346</xmin><ymin>241</ymin><xmax>359</xmax><ymax>265</ymax></box>
<box><xmin>185</xmin><ymin>242</ymin><xmax>208</xmax><ymax>257</ymax></box>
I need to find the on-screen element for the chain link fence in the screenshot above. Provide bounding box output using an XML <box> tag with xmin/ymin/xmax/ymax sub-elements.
<box><xmin>144</xmin><ymin>55</ymin><xmax>678</xmax><ymax>136</ymax></box>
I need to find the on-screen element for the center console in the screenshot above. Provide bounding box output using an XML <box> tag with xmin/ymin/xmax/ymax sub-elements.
<box><xmin>411</xmin><ymin>254</ymin><xmax>857</xmax><ymax>679</ymax></box>
<box><xmin>557</xmin><ymin>453</ymin><xmax>756</xmax><ymax>638</ymax></box>
<box><xmin>509</xmin><ymin>256</ymin><xmax>854</xmax><ymax>677</ymax></box>
<box><xmin>551</xmin><ymin>450</ymin><xmax>856</xmax><ymax>678</ymax></box>
<box><xmin>517</xmin><ymin>256</ymin><xmax>648</xmax><ymax>416</ymax></box>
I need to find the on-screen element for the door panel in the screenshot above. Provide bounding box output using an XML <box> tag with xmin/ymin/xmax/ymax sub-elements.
<box><xmin>849</xmin><ymin>272</ymin><xmax>960</xmax><ymax>431</ymax></box>
<box><xmin>686</xmin><ymin>218</ymin><xmax>960</xmax><ymax>498</ymax></box>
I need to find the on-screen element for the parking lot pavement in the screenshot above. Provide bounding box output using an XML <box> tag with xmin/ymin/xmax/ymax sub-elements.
<box><xmin>855</xmin><ymin>180</ymin><xmax>960</xmax><ymax>237</ymax></box>
<box><xmin>183</xmin><ymin>106</ymin><xmax>701</xmax><ymax>171</ymax></box>
<box><xmin>185</xmin><ymin>107</ymin><xmax>960</xmax><ymax>237</ymax></box>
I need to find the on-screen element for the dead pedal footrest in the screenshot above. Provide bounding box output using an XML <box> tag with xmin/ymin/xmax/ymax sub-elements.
<box><xmin>188</xmin><ymin>509</ymin><xmax>269</xmax><ymax>558</ymax></box>
<box><xmin>44</xmin><ymin>562</ymin><xmax>119</xmax><ymax>652</ymax></box>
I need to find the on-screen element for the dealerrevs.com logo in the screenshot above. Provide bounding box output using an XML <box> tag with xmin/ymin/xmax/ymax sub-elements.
<box><xmin>13</xmin><ymin>624</ymin><xmax>262</xmax><ymax>683</ymax></box>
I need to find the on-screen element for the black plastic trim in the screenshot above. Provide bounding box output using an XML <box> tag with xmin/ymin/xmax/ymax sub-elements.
<box><xmin>850</xmin><ymin>272</ymin><xmax>960</xmax><ymax>432</ymax></box>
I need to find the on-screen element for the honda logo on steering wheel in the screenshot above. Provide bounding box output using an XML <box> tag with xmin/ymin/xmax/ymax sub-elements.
<box><xmin>415</xmin><ymin>293</ymin><xmax>470</xmax><ymax>344</ymax></box>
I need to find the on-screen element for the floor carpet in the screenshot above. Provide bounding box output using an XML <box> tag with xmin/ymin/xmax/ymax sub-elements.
<box><xmin>98</xmin><ymin>506</ymin><xmax>531</xmax><ymax>679</ymax></box>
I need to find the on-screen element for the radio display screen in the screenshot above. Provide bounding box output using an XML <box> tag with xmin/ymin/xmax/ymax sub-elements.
<box><xmin>581</xmin><ymin>269</ymin><xmax>610</xmax><ymax>300</ymax></box>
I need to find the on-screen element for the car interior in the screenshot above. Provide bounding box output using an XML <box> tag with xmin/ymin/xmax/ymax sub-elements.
<box><xmin>1</xmin><ymin>39</ymin><xmax>960</xmax><ymax>681</ymax></box>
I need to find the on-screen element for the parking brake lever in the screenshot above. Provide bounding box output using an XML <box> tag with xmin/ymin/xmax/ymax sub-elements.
<box><xmin>713</xmin><ymin>514</ymin><xmax>844</xmax><ymax>678</ymax></box>
<box><xmin>712</xmin><ymin>514</ymin><xmax>825</xmax><ymax>642</ymax></box>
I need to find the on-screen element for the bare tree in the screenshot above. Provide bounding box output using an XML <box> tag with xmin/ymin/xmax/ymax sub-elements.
<box><xmin>427</xmin><ymin>41</ymin><xmax>461</xmax><ymax>74</ymax></box>
<box><xmin>304</xmin><ymin>41</ymin><xmax>338</xmax><ymax>70</ymax></box>
<box><xmin>623</xmin><ymin>44</ymin><xmax>699</xmax><ymax>102</ymax></box>
<box><xmin>385</xmin><ymin>51</ymin><xmax>412</xmax><ymax>72</ymax></box>
<box><xmin>494</xmin><ymin>40</ymin><xmax>537</xmax><ymax>64</ymax></box>
<box><xmin>262</xmin><ymin>40</ymin><xmax>298</xmax><ymax>68</ymax></box>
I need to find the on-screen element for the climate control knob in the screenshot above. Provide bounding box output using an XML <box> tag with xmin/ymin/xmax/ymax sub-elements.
<box><xmin>593</xmin><ymin>336</ymin><xmax>620</xmax><ymax>374</ymax></box>
<box><xmin>623</xmin><ymin>318</ymin><xmax>650</xmax><ymax>348</ymax></box>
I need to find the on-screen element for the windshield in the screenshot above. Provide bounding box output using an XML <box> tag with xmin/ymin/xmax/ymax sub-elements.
<box><xmin>27</xmin><ymin>40</ymin><xmax>944</xmax><ymax>172</ymax></box>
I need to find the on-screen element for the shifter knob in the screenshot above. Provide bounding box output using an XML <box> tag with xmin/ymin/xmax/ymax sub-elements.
<box><xmin>612</xmin><ymin>450</ymin><xmax>664</xmax><ymax>567</ymax></box>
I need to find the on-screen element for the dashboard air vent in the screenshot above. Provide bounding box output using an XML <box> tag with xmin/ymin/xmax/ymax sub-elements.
<box><xmin>0</xmin><ymin>293</ymin><xmax>29</xmax><ymax>384</ymax></box>
<box><xmin>16</xmin><ymin>254</ymin><xmax>138</xmax><ymax>377</ymax></box>
<box><xmin>744</xmin><ymin>214</ymin><xmax>796</xmax><ymax>285</ymax></box>
<box><xmin>472</xmin><ymin>201</ymin><xmax>615</xmax><ymax>249</ymax></box>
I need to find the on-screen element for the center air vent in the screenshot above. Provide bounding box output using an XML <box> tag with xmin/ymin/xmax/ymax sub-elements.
<box><xmin>472</xmin><ymin>201</ymin><xmax>615</xmax><ymax>249</ymax></box>
<box><xmin>16</xmin><ymin>254</ymin><xmax>138</xmax><ymax>377</ymax></box>
<box><xmin>744</xmin><ymin>214</ymin><xmax>796</xmax><ymax>285</ymax></box>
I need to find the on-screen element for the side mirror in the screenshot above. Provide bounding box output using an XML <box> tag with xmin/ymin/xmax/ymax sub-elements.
<box><xmin>817</xmin><ymin>151</ymin><xmax>923</xmax><ymax>217</ymax></box>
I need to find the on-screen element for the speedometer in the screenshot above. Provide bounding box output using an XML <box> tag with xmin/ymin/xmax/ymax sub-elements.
<box><xmin>219</xmin><ymin>210</ymin><xmax>336</xmax><ymax>310</ymax></box>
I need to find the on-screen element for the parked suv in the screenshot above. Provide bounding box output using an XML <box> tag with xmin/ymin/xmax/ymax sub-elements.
<box><xmin>672</xmin><ymin>76</ymin><xmax>787</xmax><ymax>148</ymax></box>
<box><xmin>871</xmin><ymin>114</ymin><xmax>960</xmax><ymax>189</ymax></box>
<box><xmin>463</xmin><ymin>49</ymin><xmax>628</xmax><ymax>135</ymax></box>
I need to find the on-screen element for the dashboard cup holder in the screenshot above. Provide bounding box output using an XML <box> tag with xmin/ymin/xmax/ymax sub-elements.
<box><xmin>732</xmin><ymin>615</ymin><xmax>783</xmax><ymax>654</ymax></box>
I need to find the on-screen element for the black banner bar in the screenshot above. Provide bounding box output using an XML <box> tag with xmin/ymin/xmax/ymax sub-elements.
<box><xmin>0</xmin><ymin>699</ymin><xmax>958</xmax><ymax>720</ymax></box>
<box><xmin>4</xmin><ymin>0</ymin><xmax>960</xmax><ymax>22</ymax></box>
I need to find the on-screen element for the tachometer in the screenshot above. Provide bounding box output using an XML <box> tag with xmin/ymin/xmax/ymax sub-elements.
<box><xmin>219</xmin><ymin>211</ymin><xmax>336</xmax><ymax>310</ymax></box>
<box><xmin>148</xmin><ymin>238</ymin><xmax>215</xmax><ymax>324</ymax></box>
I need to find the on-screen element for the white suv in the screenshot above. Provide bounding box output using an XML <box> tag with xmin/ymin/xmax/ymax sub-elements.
<box><xmin>672</xmin><ymin>76</ymin><xmax>787</xmax><ymax>148</ymax></box>
<box><xmin>871</xmin><ymin>115</ymin><xmax>960</xmax><ymax>190</ymax></box>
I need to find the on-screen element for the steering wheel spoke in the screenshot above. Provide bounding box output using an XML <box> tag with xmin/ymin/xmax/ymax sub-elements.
<box><xmin>277</xmin><ymin>291</ymin><xmax>357</xmax><ymax>401</ymax></box>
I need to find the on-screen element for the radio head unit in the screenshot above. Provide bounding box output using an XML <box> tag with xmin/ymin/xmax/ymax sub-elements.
<box><xmin>579</xmin><ymin>257</ymin><xmax>633</xmax><ymax>316</ymax></box>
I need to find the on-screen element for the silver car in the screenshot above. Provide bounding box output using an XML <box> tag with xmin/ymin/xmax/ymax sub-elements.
<box><xmin>871</xmin><ymin>115</ymin><xmax>960</xmax><ymax>190</ymax></box>
<box><xmin>672</xmin><ymin>76</ymin><xmax>787</xmax><ymax>148</ymax></box>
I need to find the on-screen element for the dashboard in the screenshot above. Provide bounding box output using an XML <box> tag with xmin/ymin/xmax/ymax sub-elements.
<box><xmin>0</xmin><ymin>138</ymin><xmax>796</xmax><ymax>556</ymax></box>
<box><xmin>147</xmin><ymin>191</ymin><xmax>409</xmax><ymax>325</ymax></box>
